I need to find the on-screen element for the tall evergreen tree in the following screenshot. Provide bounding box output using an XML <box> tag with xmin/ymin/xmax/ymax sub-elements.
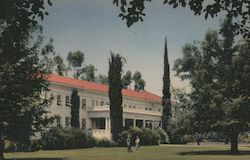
<box><xmin>108</xmin><ymin>53</ymin><xmax>123</xmax><ymax>142</ymax></box>
<box><xmin>162</xmin><ymin>37</ymin><xmax>171</xmax><ymax>132</ymax></box>
<box><xmin>70</xmin><ymin>89</ymin><xmax>80</xmax><ymax>128</ymax></box>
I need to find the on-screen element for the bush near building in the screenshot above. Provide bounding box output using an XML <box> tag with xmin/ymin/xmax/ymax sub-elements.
<box><xmin>97</xmin><ymin>139</ymin><xmax>117</xmax><ymax>147</ymax></box>
<box><xmin>121</xmin><ymin>127</ymin><xmax>167</xmax><ymax>146</ymax></box>
<box><xmin>41</xmin><ymin>127</ymin><xmax>97</xmax><ymax>150</ymax></box>
<box><xmin>41</xmin><ymin>127</ymin><xmax>169</xmax><ymax>150</ymax></box>
<box><xmin>155</xmin><ymin>128</ymin><xmax>169</xmax><ymax>144</ymax></box>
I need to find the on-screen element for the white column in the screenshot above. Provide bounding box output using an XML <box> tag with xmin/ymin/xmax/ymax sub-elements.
<box><xmin>105</xmin><ymin>117</ymin><xmax>108</xmax><ymax>130</ymax></box>
<box><xmin>143</xmin><ymin>120</ymin><xmax>145</xmax><ymax>128</ymax></box>
<box><xmin>133</xmin><ymin>119</ymin><xmax>136</xmax><ymax>127</ymax></box>
<box><xmin>108</xmin><ymin>117</ymin><xmax>111</xmax><ymax>131</ymax></box>
<box><xmin>152</xmin><ymin>120</ymin><xmax>155</xmax><ymax>130</ymax></box>
<box><xmin>123</xmin><ymin>118</ymin><xmax>125</xmax><ymax>127</ymax></box>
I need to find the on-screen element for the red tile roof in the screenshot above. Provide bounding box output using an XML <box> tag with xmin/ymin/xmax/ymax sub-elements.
<box><xmin>46</xmin><ymin>74</ymin><xmax>161</xmax><ymax>103</ymax></box>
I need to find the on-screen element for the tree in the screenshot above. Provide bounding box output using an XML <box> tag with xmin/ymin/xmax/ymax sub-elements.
<box><xmin>122</xmin><ymin>70</ymin><xmax>132</xmax><ymax>88</ymax></box>
<box><xmin>67</xmin><ymin>50</ymin><xmax>85</xmax><ymax>79</ymax></box>
<box><xmin>168</xmin><ymin>88</ymin><xmax>193</xmax><ymax>144</ymax></box>
<box><xmin>70</xmin><ymin>89</ymin><xmax>80</xmax><ymax>128</ymax></box>
<box><xmin>173</xmin><ymin>18</ymin><xmax>250</xmax><ymax>152</ymax></box>
<box><xmin>133</xmin><ymin>71</ymin><xmax>145</xmax><ymax>91</ymax></box>
<box><xmin>80</xmin><ymin>64</ymin><xmax>97</xmax><ymax>82</ymax></box>
<box><xmin>162</xmin><ymin>38</ymin><xmax>171</xmax><ymax>132</ymax></box>
<box><xmin>97</xmin><ymin>74</ymin><xmax>109</xmax><ymax>84</ymax></box>
<box><xmin>137</xmin><ymin>78</ymin><xmax>146</xmax><ymax>90</ymax></box>
<box><xmin>40</xmin><ymin>38</ymin><xmax>56</xmax><ymax>73</ymax></box>
<box><xmin>53</xmin><ymin>55</ymin><xmax>66</xmax><ymax>76</ymax></box>
<box><xmin>0</xmin><ymin>0</ymin><xmax>52</xmax><ymax>159</ymax></box>
<box><xmin>40</xmin><ymin>41</ymin><xmax>68</xmax><ymax>76</ymax></box>
<box><xmin>108</xmin><ymin>53</ymin><xmax>124</xmax><ymax>142</ymax></box>
<box><xmin>113</xmin><ymin>0</ymin><xmax>250</xmax><ymax>38</ymax></box>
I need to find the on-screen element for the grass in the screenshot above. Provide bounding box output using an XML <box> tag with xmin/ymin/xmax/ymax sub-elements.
<box><xmin>5</xmin><ymin>143</ymin><xmax>250</xmax><ymax>160</ymax></box>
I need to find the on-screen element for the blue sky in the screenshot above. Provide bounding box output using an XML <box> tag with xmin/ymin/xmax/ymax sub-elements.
<box><xmin>42</xmin><ymin>0</ymin><xmax>223</xmax><ymax>96</ymax></box>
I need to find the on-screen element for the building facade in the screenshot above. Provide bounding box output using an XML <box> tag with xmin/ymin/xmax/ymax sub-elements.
<box><xmin>43</xmin><ymin>74</ymin><xmax>162</xmax><ymax>140</ymax></box>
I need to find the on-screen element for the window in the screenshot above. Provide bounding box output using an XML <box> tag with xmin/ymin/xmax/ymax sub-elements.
<box><xmin>92</xmin><ymin>100</ymin><xmax>95</xmax><ymax>107</ymax></box>
<box><xmin>51</xmin><ymin>93</ymin><xmax>55</xmax><ymax>103</ymax></box>
<box><xmin>55</xmin><ymin>116</ymin><xmax>61</xmax><ymax>127</ymax></box>
<box><xmin>129</xmin><ymin>105</ymin><xmax>132</xmax><ymax>109</ymax></box>
<box><xmin>133</xmin><ymin>105</ymin><xmax>136</xmax><ymax>109</ymax></box>
<box><xmin>65</xmin><ymin>96</ymin><xmax>70</xmax><ymax>107</ymax></box>
<box><xmin>82</xmin><ymin>99</ymin><xmax>86</xmax><ymax>109</ymax></box>
<box><xmin>57</xmin><ymin>95</ymin><xmax>62</xmax><ymax>106</ymax></box>
<box><xmin>65</xmin><ymin>117</ymin><xmax>71</xmax><ymax>127</ymax></box>
<box><xmin>96</xmin><ymin>100</ymin><xmax>99</xmax><ymax>106</ymax></box>
<box><xmin>82</xmin><ymin>119</ymin><xmax>86</xmax><ymax>129</ymax></box>
<box><xmin>145</xmin><ymin>120</ymin><xmax>153</xmax><ymax>128</ymax></box>
<box><xmin>106</xmin><ymin>101</ymin><xmax>109</xmax><ymax>105</ymax></box>
<box><xmin>100</xmin><ymin>101</ymin><xmax>104</xmax><ymax>106</ymax></box>
<box><xmin>154</xmin><ymin>121</ymin><xmax>161</xmax><ymax>129</ymax></box>
<box><xmin>91</xmin><ymin>118</ymin><xmax>105</xmax><ymax>129</ymax></box>
<box><xmin>123</xmin><ymin>104</ymin><xmax>127</xmax><ymax>108</ymax></box>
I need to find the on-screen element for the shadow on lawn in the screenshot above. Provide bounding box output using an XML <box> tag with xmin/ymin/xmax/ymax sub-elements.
<box><xmin>7</xmin><ymin>158</ymin><xmax>65</xmax><ymax>160</ymax></box>
<box><xmin>179</xmin><ymin>150</ymin><xmax>250</xmax><ymax>156</ymax></box>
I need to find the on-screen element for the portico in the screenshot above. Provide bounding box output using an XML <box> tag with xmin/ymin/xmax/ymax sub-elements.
<box><xmin>87</xmin><ymin>104</ymin><xmax>162</xmax><ymax>139</ymax></box>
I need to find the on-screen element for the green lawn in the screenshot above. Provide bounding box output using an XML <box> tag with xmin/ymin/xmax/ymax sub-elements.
<box><xmin>5</xmin><ymin>144</ymin><xmax>250</xmax><ymax>160</ymax></box>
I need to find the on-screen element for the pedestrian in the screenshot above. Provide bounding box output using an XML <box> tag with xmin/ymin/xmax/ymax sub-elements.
<box><xmin>135</xmin><ymin>135</ymin><xmax>140</xmax><ymax>152</ymax></box>
<box><xmin>127</xmin><ymin>135</ymin><xmax>132</xmax><ymax>152</ymax></box>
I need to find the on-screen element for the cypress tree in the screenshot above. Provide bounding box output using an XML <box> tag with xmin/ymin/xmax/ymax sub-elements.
<box><xmin>162</xmin><ymin>37</ymin><xmax>172</xmax><ymax>132</ymax></box>
<box><xmin>108</xmin><ymin>53</ymin><xmax>123</xmax><ymax>142</ymax></box>
<box><xmin>70</xmin><ymin>89</ymin><xmax>80</xmax><ymax>128</ymax></box>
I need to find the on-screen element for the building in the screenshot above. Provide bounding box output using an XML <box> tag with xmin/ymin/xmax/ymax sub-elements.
<box><xmin>43</xmin><ymin>74</ymin><xmax>162</xmax><ymax>140</ymax></box>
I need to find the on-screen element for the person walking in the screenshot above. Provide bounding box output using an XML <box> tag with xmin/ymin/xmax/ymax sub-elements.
<box><xmin>135</xmin><ymin>135</ymin><xmax>140</xmax><ymax>152</ymax></box>
<box><xmin>127</xmin><ymin>135</ymin><xmax>132</xmax><ymax>152</ymax></box>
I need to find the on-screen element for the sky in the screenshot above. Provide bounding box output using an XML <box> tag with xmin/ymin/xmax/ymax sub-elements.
<box><xmin>42</xmin><ymin>0</ymin><xmax>223</xmax><ymax>96</ymax></box>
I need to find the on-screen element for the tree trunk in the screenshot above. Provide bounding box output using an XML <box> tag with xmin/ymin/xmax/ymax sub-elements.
<box><xmin>0</xmin><ymin>138</ymin><xmax>4</xmax><ymax>160</ymax></box>
<box><xmin>230</xmin><ymin>131</ymin><xmax>239</xmax><ymax>153</ymax></box>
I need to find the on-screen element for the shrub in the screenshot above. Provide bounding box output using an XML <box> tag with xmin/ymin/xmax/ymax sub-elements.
<box><xmin>141</xmin><ymin>128</ymin><xmax>160</xmax><ymax>145</ymax></box>
<box><xmin>204</xmin><ymin>132</ymin><xmax>226</xmax><ymax>142</ymax></box>
<box><xmin>87</xmin><ymin>134</ymin><xmax>98</xmax><ymax>147</ymax></box>
<box><xmin>155</xmin><ymin>128</ymin><xmax>169</xmax><ymax>144</ymax></box>
<box><xmin>97</xmin><ymin>138</ymin><xmax>116</xmax><ymax>147</ymax></box>
<box><xmin>41</xmin><ymin>127</ymin><xmax>97</xmax><ymax>150</ymax></box>
<box><xmin>121</xmin><ymin>126</ymin><xmax>141</xmax><ymax>146</ymax></box>
<box><xmin>169</xmin><ymin>134</ymin><xmax>188</xmax><ymax>144</ymax></box>
<box><xmin>239</xmin><ymin>132</ymin><xmax>250</xmax><ymax>143</ymax></box>
<box><xmin>121</xmin><ymin>127</ymin><xmax>161</xmax><ymax>146</ymax></box>
<box><xmin>30</xmin><ymin>139</ymin><xmax>41</xmax><ymax>151</ymax></box>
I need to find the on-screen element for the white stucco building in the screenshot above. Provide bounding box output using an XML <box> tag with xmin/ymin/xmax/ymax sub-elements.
<box><xmin>43</xmin><ymin>74</ymin><xmax>162</xmax><ymax>140</ymax></box>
